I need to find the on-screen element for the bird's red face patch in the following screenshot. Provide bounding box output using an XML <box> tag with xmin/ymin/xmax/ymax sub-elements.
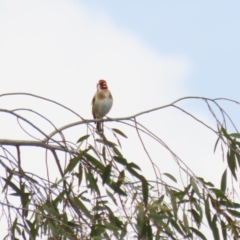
<box><xmin>97</xmin><ymin>79</ymin><xmax>108</xmax><ymax>90</ymax></box>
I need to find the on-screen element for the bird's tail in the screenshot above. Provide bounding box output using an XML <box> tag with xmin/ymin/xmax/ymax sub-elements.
<box><xmin>96</xmin><ymin>121</ymin><xmax>103</xmax><ymax>132</ymax></box>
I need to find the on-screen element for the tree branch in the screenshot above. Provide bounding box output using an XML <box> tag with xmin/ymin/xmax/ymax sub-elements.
<box><xmin>44</xmin><ymin>96</ymin><xmax>224</xmax><ymax>141</ymax></box>
<box><xmin>0</xmin><ymin>139</ymin><xmax>76</xmax><ymax>154</ymax></box>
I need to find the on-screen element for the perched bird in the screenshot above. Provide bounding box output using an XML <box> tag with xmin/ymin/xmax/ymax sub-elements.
<box><xmin>92</xmin><ymin>79</ymin><xmax>113</xmax><ymax>132</ymax></box>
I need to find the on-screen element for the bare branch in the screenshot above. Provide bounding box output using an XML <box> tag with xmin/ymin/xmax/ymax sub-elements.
<box><xmin>0</xmin><ymin>92</ymin><xmax>83</xmax><ymax>119</ymax></box>
<box><xmin>45</xmin><ymin>96</ymin><xmax>236</xmax><ymax>141</ymax></box>
<box><xmin>0</xmin><ymin>139</ymin><xmax>76</xmax><ymax>154</ymax></box>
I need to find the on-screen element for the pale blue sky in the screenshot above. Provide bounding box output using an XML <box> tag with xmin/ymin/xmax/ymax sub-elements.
<box><xmin>82</xmin><ymin>0</ymin><xmax>240</xmax><ymax>98</ymax></box>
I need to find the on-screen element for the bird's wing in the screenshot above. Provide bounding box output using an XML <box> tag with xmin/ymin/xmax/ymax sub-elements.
<box><xmin>91</xmin><ymin>95</ymin><xmax>96</xmax><ymax>119</ymax></box>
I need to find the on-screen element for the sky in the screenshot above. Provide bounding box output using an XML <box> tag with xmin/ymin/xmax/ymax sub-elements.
<box><xmin>82</xmin><ymin>0</ymin><xmax>240</xmax><ymax>99</ymax></box>
<box><xmin>0</xmin><ymin>0</ymin><xmax>240</xmax><ymax>238</ymax></box>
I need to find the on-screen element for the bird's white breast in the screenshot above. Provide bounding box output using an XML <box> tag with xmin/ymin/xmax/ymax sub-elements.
<box><xmin>95</xmin><ymin>92</ymin><xmax>113</xmax><ymax>118</ymax></box>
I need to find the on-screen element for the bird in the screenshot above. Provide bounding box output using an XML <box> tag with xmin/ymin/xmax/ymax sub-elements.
<box><xmin>91</xmin><ymin>79</ymin><xmax>113</xmax><ymax>132</ymax></box>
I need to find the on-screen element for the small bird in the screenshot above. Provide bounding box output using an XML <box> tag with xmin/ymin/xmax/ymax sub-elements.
<box><xmin>92</xmin><ymin>79</ymin><xmax>113</xmax><ymax>132</ymax></box>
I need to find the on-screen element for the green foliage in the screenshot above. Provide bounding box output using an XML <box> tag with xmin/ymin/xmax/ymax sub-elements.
<box><xmin>2</xmin><ymin>95</ymin><xmax>240</xmax><ymax>239</ymax></box>
<box><xmin>5</xmin><ymin>126</ymin><xmax>240</xmax><ymax>239</ymax></box>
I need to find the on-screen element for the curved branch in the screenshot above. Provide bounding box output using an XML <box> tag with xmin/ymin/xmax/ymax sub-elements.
<box><xmin>0</xmin><ymin>92</ymin><xmax>83</xmax><ymax>119</ymax></box>
<box><xmin>0</xmin><ymin>139</ymin><xmax>76</xmax><ymax>154</ymax></box>
<box><xmin>0</xmin><ymin>96</ymin><xmax>237</xmax><ymax>158</ymax></box>
<box><xmin>44</xmin><ymin>96</ymin><xmax>223</xmax><ymax>141</ymax></box>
